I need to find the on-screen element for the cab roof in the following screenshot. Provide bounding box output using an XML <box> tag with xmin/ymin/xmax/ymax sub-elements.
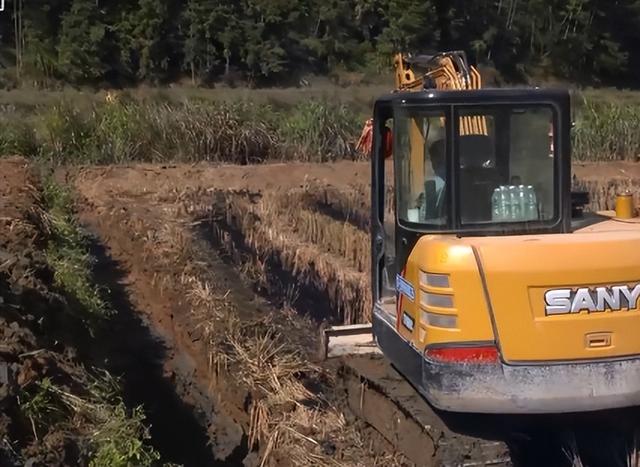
<box><xmin>374</xmin><ymin>87</ymin><xmax>570</xmax><ymax>107</ymax></box>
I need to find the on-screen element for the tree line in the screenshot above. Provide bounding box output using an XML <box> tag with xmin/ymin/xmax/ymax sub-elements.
<box><xmin>2</xmin><ymin>0</ymin><xmax>640</xmax><ymax>89</ymax></box>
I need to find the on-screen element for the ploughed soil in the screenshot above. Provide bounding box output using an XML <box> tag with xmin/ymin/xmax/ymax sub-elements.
<box><xmin>0</xmin><ymin>157</ymin><xmax>224</xmax><ymax>466</ymax></box>
<box><xmin>62</xmin><ymin>162</ymin><xmax>409</xmax><ymax>466</ymax></box>
<box><xmin>56</xmin><ymin>158</ymin><xmax>640</xmax><ymax>193</ymax></box>
<box><xmin>2</xmin><ymin>157</ymin><xmax>631</xmax><ymax>466</ymax></box>
<box><xmin>0</xmin><ymin>157</ymin><xmax>97</xmax><ymax>465</ymax></box>
<box><xmin>57</xmin><ymin>159</ymin><xmax>640</xmax><ymax>202</ymax></box>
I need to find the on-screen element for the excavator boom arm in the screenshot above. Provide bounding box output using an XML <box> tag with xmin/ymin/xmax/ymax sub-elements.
<box><xmin>357</xmin><ymin>51</ymin><xmax>486</xmax><ymax>157</ymax></box>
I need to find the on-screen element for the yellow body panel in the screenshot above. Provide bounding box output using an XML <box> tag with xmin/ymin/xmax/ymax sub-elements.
<box><xmin>400</xmin><ymin>218</ymin><xmax>640</xmax><ymax>363</ymax></box>
<box><xmin>400</xmin><ymin>236</ymin><xmax>495</xmax><ymax>351</ymax></box>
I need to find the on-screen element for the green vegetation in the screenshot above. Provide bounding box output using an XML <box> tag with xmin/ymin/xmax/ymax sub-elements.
<box><xmin>2</xmin><ymin>0</ymin><xmax>640</xmax><ymax>88</ymax></box>
<box><xmin>0</xmin><ymin>98</ymin><xmax>363</xmax><ymax>164</ymax></box>
<box><xmin>42</xmin><ymin>178</ymin><xmax>112</xmax><ymax>325</ymax></box>
<box><xmin>19</xmin><ymin>373</ymin><xmax>161</xmax><ymax>467</ymax></box>
<box><xmin>572</xmin><ymin>98</ymin><xmax>640</xmax><ymax>161</ymax></box>
<box><xmin>36</xmin><ymin>179</ymin><xmax>163</xmax><ymax>465</ymax></box>
<box><xmin>0</xmin><ymin>91</ymin><xmax>639</xmax><ymax>163</ymax></box>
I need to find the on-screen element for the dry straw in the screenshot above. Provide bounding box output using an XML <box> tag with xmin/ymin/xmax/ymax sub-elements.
<box><xmin>213</xmin><ymin>190</ymin><xmax>372</xmax><ymax>324</ymax></box>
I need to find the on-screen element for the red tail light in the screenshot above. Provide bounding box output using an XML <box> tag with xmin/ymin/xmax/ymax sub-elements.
<box><xmin>425</xmin><ymin>345</ymin><xmax>499</xmax><ymax>363</ymax></box>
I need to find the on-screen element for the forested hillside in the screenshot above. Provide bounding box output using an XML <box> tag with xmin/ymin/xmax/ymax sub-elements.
<box><xmin>1</xmin><ymin>0</ymin><xmax>640</xmax><ymax>88</ymax></box>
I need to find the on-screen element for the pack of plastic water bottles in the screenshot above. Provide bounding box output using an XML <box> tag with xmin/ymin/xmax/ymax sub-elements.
<box><xmin>491</xmin><ymin>185</ymin><xmax>538</xmax><ymax>221</ymax></box>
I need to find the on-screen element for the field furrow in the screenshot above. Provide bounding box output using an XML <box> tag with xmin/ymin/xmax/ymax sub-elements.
<box><xmin>208</xmin><ymin>190</ymin><xmax>372</xmax><ymax>325</ymax></box>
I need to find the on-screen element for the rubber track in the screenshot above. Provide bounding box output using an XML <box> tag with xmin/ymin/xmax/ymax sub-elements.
<box><xmin>337</xmin><ymin>354</ymin><xmax>513</xmax><ymax>467</ymax></box>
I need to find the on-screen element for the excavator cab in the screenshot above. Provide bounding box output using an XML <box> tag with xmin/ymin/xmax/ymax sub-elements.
<box><xmin>372</xmin><ymin>89</ymin><xmax>570</xmax><ymax>314</ymax></box>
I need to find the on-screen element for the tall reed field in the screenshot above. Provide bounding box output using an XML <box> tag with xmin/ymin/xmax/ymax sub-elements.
<box><xmin>572</xmin><ymin>97</ymin><xmax>640</xmax><ymax>162</ymax></box>
<box><xmin>0</xmin><ymin>89</ymin><xmax>638</xmax><ymax>164</ymax></box>
<box><xmin>0</xmin><ymin>98</ymin><xmax>362</xmax><ymax>165</ymax></box>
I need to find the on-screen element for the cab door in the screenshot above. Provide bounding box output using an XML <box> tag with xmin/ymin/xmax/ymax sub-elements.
<box><xmin>392</xmin><ymin>107</ymin><xmax>450</xmax><ymax>342</ymax></box>
<box><xmin>371</xmin><ymin>102</ymin><xmax>397</xmax><ymax>325</ymax></box>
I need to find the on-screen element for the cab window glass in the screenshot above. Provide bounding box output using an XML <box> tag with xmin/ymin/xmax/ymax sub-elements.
<box><xmin>394</xmin><ymin>109</ymin><xmax>448</xmax><ymax>228</ymax></box>
<box><xmin>457</xmin><ymin>106</ymin><xmax>556</xmax><ymax>225</ymax></box>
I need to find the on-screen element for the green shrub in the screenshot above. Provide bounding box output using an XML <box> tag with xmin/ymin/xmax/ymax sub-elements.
<box><xmin>92</xmin><ymin>101</ymin><xmax>148</xmax><ymax>163</ymax></box>
<box><xmin>39</xmin><ymin>102</ymin><xmax>96</xmax><ymax>164</ymax></box>
<box><xmin>278</xmin><ymin>100</ymin><xmax>361</xmax><ymax>161</ymax></box>
<box><xmin>0</xmin><ymin>119</ymin><xmax>39</xmax><ymax>157</ymax></box>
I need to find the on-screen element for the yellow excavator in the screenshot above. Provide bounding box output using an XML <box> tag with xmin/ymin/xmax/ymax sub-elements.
<box><xmin>324</xmin><ymin>50</ymin><xmax>640</xmax><ymax>416</ymax></box>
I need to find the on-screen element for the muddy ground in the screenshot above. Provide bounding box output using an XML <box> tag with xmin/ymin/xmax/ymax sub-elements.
<box><xmin>63</xmin><ymin>162</ymin><xmax>410</xmax><ymax>466</ymax></box>
<box><xmin>4</xmin><ymin>157</ymin><xmax>640</xmax><ymax>466</ymax></box>
<box><xmin>0</xmin><ymin>157</ymin><xmax>166</xmax><ymax>466</ymax></box>
<box><xmin>0</xmin><ymin>157</ymin><xmax>103</xmax><ymax>465</ymax></box>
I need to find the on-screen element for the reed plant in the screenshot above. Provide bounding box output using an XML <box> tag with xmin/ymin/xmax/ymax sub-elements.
<box><xmin>0</xmin><ymin>98</ymin><xmax>363</xmax><ymax>165</ymax></box>
<box><xmin>572</xmin><ymin>98</ymin><xmax>640</xmax><ymax>162</ymax></box>
<box><xmin>0</xmin><ymin>93</ymin><xmax>638</xmax><ymax>163</ymax></box>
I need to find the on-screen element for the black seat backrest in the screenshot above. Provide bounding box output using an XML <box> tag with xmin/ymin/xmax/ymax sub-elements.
<box><xmin>458</xmin><ymin>135</ymin><xmax>501</xmax><ymax>223</ymax></box>
<box><xmin>459</xmin><ymin>134</ymin><xmax>495</xmax><ymax>169</ymax></box>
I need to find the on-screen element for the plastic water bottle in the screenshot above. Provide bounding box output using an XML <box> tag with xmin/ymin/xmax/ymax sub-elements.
<box><xmin>499</xmin><ymin>186</ymin><xmax>510</xmax><ymax>220</ymax></box>
<box><xmin>518</xmin><ymin>185</ymin><xmax>527</xmax><ymax>221</ymax></box>
<box><xmin>509</xmin><ymin>186</ymin><xmax>520</xmax><ymax>220</ymax></box>
<box><xmin>526</xmin><ymin>185</ymin><xmax>537</xmax><ymax>220</ymax></box>
<box><xmin>491</xmin><ymin>188</ymin><xmax>501</xmax><ymax>221</ymax></box>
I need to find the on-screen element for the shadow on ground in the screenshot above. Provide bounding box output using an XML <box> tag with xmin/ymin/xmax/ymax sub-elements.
<box><xmin>86</xmin><ymin>240</ymin><xmax>232</xmax><ymax>467</ymax></box>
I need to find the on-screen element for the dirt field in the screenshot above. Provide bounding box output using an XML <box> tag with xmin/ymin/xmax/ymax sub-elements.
<box><xmin>61</xmin><ymin>161</ymin><xmax>414</xmax><ymax>466</ymax></box>
<box><xmin>63</xmin><ymin>159</ymin><xmax>640</xmax><ymax>465</ymax></box>
<box><xmin>4</xmin><ymin>157</ymin><xmax>640</xmax><ymax>466</ymax></box>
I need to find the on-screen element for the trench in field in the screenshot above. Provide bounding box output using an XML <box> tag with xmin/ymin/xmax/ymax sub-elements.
<box><xmin>84</xmin><ymin>238</ymin><xmax>248</xmax><ymax>466</ymax></box>
<box><xmin>75</xmin><ymin>187</ymin><xmax>405</xmax><ymax>466</ymax></box>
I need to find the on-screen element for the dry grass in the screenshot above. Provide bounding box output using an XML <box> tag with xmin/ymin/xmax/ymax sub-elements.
<box><xmin>211</xmin><ymin>190</ymin><xmax>371</xmax><ymax>324</ymax></box>
<box><xmin>628</xmin><ymin>439</ymin><xmax>640</xmax><ymax>467</ymax></box>
<box><xmin>573</xmin><ymin>177</ymin><xmax>640</xmax><ymax>211</ymax></box>
<box><xmin>564</xmin><ymin>431</ymin><xmax>640</xmax><ymax>467</ymax></box>
<box><xmin>171</xmin><ymin>238</ymin><xmax>397</xmax><ymax>465</ymax></box>
<box><xmin>216</xmin><ymin>314</ymin><xmax>403</xmax><ymax>466</ymax></box>
<box><xmin>276</xmin><ymin>191</ymin><xmax>369</xmax><ymax>273</ymax></box>
<box><xmin>296</xmin><ymin>182</ymin><xmax>371</xmax><ymax>231</ymax></box>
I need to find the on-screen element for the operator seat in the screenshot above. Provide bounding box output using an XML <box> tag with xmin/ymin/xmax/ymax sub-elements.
<box><xmin>459</xmin><ymin>135</ymin><xmax>500</xmax><ymax>223</ymax></box>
